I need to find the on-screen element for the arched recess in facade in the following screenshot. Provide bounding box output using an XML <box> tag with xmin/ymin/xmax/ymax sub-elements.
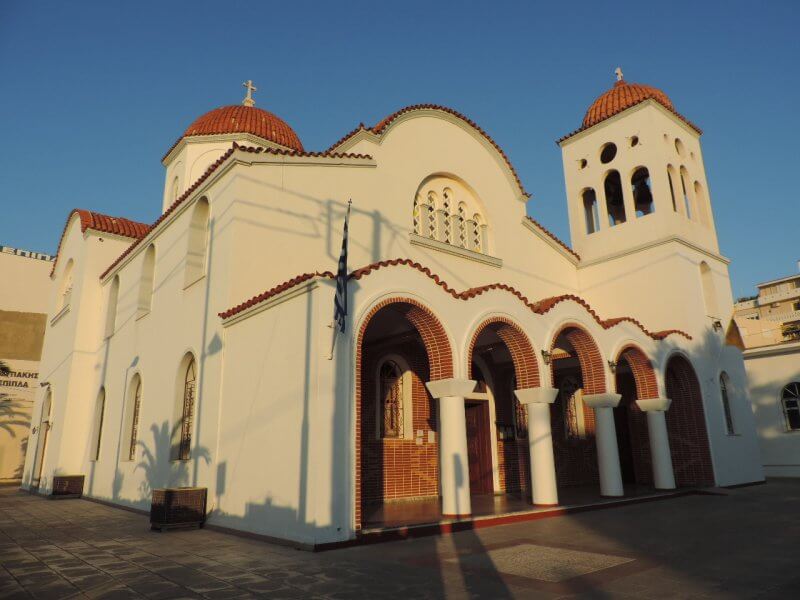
<box><xmin>355</xmin><ymin>298</ymin><xmax>454</xmax><ymax>530</ymax></box>
<box><xmin>548</xmin><ymin>324</ymin><xmax>607</xmax><ymax>487</ymax></box>
<box><xmin>663</xmin><ymin>354</ymin><xmax>715</xmax><ymax>486</ymax></box>
<box><xmin>467</xmin><ymin>317</ymin><xmax>540</xmax><ymax>497</ymax></box>
<box><xmin>613</xmin><ymin>345</ymin><xmax>660</xmax><ymax>486</ymax></box>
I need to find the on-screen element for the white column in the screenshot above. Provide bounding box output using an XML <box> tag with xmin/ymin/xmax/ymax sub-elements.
<box><xmin>515</xmin><ymin>387</ymin><xmax>559</xmax><ymax>506</ymax></box>
<box><xmin>426</xmin><ymin>378</ymin><xmax>476</xmax><ymax>518</ymax></box>
<box><xmin>637</xmin><ymin>397</ymin><xmax>676</xmax><ymax>490</ymax></box>
<box><xmin>583</xmin><ymin>393</ymin><xmax>624</xmax><ymax>497</ymax></box>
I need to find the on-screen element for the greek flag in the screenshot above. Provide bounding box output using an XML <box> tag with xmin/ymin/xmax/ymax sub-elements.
<box><xmin>333</xmin><ymin>200</ymin><xmax>351</xmax><ymax>333</ymax></box>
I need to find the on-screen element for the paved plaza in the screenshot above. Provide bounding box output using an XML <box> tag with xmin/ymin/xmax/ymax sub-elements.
<box><xmin>1</xmin><ymin>480</ymin><xmax>799</xmax><ymax>599</ymax></box>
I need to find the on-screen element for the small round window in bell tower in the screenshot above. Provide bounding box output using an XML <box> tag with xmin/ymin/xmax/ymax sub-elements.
<box><xmin>600</xmin><ymin>143</ymin><xmax>617</xmax><ymax>164</ymax></box>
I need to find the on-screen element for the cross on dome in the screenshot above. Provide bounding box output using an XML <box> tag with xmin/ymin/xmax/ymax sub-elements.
<box><xmin>614</xmin><ymin>67</ymin><xmax>624</xmax><ymax>82</ymax></box>
<box><xmin>242</xmin><ymin>80</ymin><xmax>257</xmax><ymax>107</ymax></box>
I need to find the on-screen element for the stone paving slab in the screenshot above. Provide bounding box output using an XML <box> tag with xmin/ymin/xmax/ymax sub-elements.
<box><xmin>1</xmin><ymin>481</ymin><xmax>799</xmax><ymax>598</ymax></box>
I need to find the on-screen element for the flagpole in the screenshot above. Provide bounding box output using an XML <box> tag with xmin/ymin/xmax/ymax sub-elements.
<box><xmin>328</xmin><ymin>199</ymin><xmax>352</xmax><ymax>360</ymax></box>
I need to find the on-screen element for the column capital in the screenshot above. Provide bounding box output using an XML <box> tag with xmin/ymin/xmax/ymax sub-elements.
<box><xmin>515</xmin><ymin>387</ymin><xmax>558</xmax><ymax>405</ymax></box>
<box><xmin>426</xmin><ymin>378</ymin><xmax>476</xmax><ymax>399</ymax></box>
<box><xmin>636</xmin><ymin>397</ymin><xmax>672</xmax><ymax>412</ymax></box>
<box><xmin>583</xmin><ymin>393</ymin><xmax>622</xmax><ymax>409</ymax></box>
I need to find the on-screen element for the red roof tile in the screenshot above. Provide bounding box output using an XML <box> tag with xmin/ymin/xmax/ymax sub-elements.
<box><xmin>326</xmin><ymin>104</ymin><xmax>530</xmax><ymax>199</ymax></box>
<box><xmin>163</xmin><ymin>105</ymin><xmax>304</xmax><ymax>161</ymax></box>
<box><xmin>50</xmin><ymin>209</ymin><xmax>149</xmax><ymax>277</ymax></box>
<box><xmin>219</xmin><ymin>258</ymin><xmax>691</xmax><ymax>342</ymax></box>
<box><xmin>558</xmin><ymin>79</ymin><xmax>702</xmax><ymax>144</ymax></box>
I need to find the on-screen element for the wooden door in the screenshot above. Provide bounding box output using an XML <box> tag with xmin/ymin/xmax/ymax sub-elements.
<box><xmin>465</xmin><ymin>402</ymin><xmax>493</xmax><ymax>494</ymax></box>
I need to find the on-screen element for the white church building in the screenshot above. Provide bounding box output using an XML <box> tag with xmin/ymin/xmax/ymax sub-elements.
<box><xmin>22</xmin><ymin>72</ymin><xmax>764</xmax><ymax>547</ymax></box>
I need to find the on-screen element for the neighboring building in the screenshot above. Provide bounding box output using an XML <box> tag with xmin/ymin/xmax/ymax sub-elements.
<box><xmin>734</xmin><ymin>268</ymin><xmax>800</xmax><ymax>348</ymax></box>
<box><xmin>21</xmin><ymin>71</ymin><xmax>764</xmax><ymax>547</ymax></box>
<box><xmin>0</xmin><ymin>245</ymin><xmax>53</xmax><ymax>483</ymax></box>
<box><xmin>734</xmin><ymin>267</ymin><xmax>800</xmax><ymax>476</ymax></box>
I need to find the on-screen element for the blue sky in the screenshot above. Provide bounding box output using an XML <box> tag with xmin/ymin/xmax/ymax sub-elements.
<box><xmin>1</xmin><ymin>1</ymin><xmax>797</xmax><ymax>298</ymax></box>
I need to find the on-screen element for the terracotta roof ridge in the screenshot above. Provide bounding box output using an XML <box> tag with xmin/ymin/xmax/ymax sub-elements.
<box><xmin>219</xmin><ymin>271</ymin><xmax>335</xmax><ymax>319</ymax></box>
<box><xmin>326</xmin><ymin>104</ymin><xmax>530</xmax><ymax>198</ymax></box>
<box><xmin>524</xmin><ymin>216</ymin><xmax>580</xmax><ymax>260</ymax></box>
<box><xmin>230</xmin><ymin>142</ymin><xmax>372</xmax><ymax>160</ymax></box>
<box><xmin>220</xmin><ymin>258</ymin><xmax>691</xmax><ymax>342</ymax></box>
<box><xmin>50</xmin><ymin>209</ymin><xmax>150</xmax><ymax>277</ymax></box>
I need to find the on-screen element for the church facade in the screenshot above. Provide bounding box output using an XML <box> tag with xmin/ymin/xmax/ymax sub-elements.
<box><xmin>22</xmin><ymin>73</ymin><xmax>764</xmax><ymax>546</ymax></box>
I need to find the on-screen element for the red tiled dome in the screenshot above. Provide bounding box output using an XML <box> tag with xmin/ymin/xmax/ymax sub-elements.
<box><xmin>181</xmin><ymin>105</ymin><xmax>304</xmax><ymax>152</ymax></box>
<box><xmin>583</xmin><ymin>79</ymin><xmax>674</xmax><ymax>129</ymax></box>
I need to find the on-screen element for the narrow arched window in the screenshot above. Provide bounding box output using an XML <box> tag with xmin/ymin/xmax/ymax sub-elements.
<box><xmin>582</xmin><ymin>188</ymin><xmax>599</xmax><ymax>234</ymax></box>
<box><xmin>426</xmin><ymin>192</ymin><xmax>437</xmax><ymax>238</ymax></box>
<box><xmin>781</xmin><ymin>382</ymin><xmax>800</xmax><ymax>431</ymax></box>
<box><xmin>413</xmin><ymin>194</ymin><xmax>422</xmax><ymax>235</ymax></box>
<box><xmin>667</xmin><ymin>166</ymin><xmax>678</xmax><ymax>212</ymax></box>
<box><xmin>137</xmin><ymin>245</ymin><xmax>156</xmax><ymax>318</ymax></box>
<box><xmin>470</xmin><ymin>213</ymin><xmax>483</xmax><ymax>252</ymax></box>
<box><xmin>680</xmin><ymin>166</ymin><xmax>693</xmax><ymax>219</ymax></box>
<box><xmin>105</xmin><ymin>275</ymin><xmax>119</xmax><ymax>338</ymax></box>
<box><xmin>91</xmin><ymin>388</ymin><xmax>105</xmax><ymax>461</ymax></box>
<box><xmin>719</xmin><ymin>373</ymin><xmax>735</xmax><ymax>435</ymax></box>
<box><xmin>124</xmin><ymin>375</ymin><xmax>143</xmax><ymax>461</ymax></box>
<box><xmin>699</xmin><ymin>261</ymin><xmax>719</xmax><ymax>317</ymax></box>
<box><xmin>177</xmin><ymin>358</ymin><xmax>197</xmax><ymax>460</ymax></box>
<box><xmin>631</xmin><ymin>167</ymin><xmax>654</xmax><ymax>216</ymax></box>
<box><xmin>457</xmin><ymin>202</ymin><xmax>468</xmax><ymax>247</ymax></box>
<box><xmin>379</xmin><ymin>360</ymin><xmax>403</xmax><ymax>438</ymax></box>
<box><xmin>185</xmin><ymin>199</ymin><xmax>210</xmax><ymax>286</ymax></box>
<box><xmin>441</xmin><ymin>188</ymin><xmax>453</xmax><ymax>244</ymax></box>
<box><xmin>58</xmin><ymin>259</ymin><xmax>74</xmax><ymax>311</ymax></box>
<box><xmin>172</xmin><ymin>177</ymin><xmax>180</xmax><ymax>203</ymax></box>
<box><xmin>604</xmin><ymin>170</ymin><xmax>626</xmax><ymax>226</ymax></box>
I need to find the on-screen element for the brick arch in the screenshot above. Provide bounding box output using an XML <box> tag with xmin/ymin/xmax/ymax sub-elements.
<box><xmin>664</xmin><ymin>354</ymin><xmax>715</xmax><ymax>487</ymax></box>
<box><xmin>616</xmin><ymin>345</ymin><xmax>659</xmax><ymax>400</ymax></box>
<box><xmin>550</xmin><ymin>323</ymin><xmax>606</xmax><ymax>394</ymax></box>
<box><xmin>357</xmin><ymin>297</ymin><xmax>454</xmax><ymax>381</ymax></box>
<box><xmin>354</xmin><ymin>297</ymin><xmax>454</xmax><ymax>530</ymax></box>
<box><xmin>467</xmin><ymin>317</ymin><xmax>540</xmax><ymax>389</ymax></box>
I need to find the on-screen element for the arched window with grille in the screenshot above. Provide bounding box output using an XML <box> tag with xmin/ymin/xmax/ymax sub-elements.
<box><xmin>173</xmin><ymin>355</ymin><xmax>197</xmax><ymax>460</ymax></box>
<box><xmin>719</xmin><ymin>372</ymin><xmax>735</xmax><ymax>435</ymax></box>
<box><xmin>376</xmin><ymin>356</ymin><xmax>412</xmax><ymax>440</ymax></box>
<box><xmin>123</xmin><ymin>374</ymin><xmax>143</xmax><ymax>461</ymax></box>
<box><xmin>412</xmin><ymin>175</ymin><xmax>487</xmax><ymax>254</ymax></box>
<box><xmin>781</xmin><ymin>382</ymin><xmax>800</xmax><ymax>431</ymax></box>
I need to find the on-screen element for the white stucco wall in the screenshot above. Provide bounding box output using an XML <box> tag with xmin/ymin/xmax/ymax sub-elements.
<box><xmin>743</xmin><ymin>343</ymin><xmax>800</xmax><ymax>477</ymax></box>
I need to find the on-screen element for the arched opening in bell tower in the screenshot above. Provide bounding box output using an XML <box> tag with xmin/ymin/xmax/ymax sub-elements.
<box><xmin>604</xmin><ymin>170</ymin><xmax>626</xmax><ymax>226</ymax></box>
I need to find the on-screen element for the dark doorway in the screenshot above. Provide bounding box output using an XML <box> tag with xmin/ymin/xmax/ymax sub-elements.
<box><xmin>465</xmin><ymin>401</ymin><xmax>493</xmax><ymax>494</ymax></box>
<box><xmin>613</xmin><ymin>377</ymin><xmax>637</xmax><ymax>484</ymax></box>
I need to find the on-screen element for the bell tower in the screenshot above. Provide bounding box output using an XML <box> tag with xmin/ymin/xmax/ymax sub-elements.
<box><xmin>560</xmin><ymin>68</ymin><xmax>719</xmax><ymax>263</ymax></box>
<box><xmin>559</xmin><ymin>70</ymin><xmax>731</xmax><ymax>335</ymax></box>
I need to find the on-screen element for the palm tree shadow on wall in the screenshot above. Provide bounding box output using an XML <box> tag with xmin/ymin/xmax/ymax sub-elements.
<box><xmin>0</xmin><ymin>399</ymin><xmax>31</xmax><ymax>481</ymax></box>
<box><xmin>135</xmin><ymin>421</ymin><xmax>210</xmax><ymax>503</ymax></box>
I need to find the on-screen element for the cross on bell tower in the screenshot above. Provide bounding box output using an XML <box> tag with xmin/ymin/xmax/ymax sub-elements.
<box><xmin>242</xmin><ymin>80</ymin><xmax>257</xmax><ymax>107</ymax></box>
